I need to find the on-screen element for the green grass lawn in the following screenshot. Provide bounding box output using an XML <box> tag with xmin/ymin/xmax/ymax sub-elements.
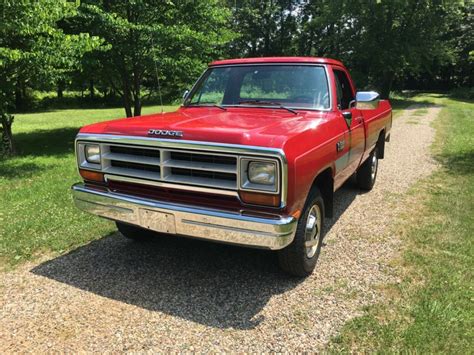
<box><xmin>0</xmin><ymin>104</ymin><xmax>177</xmax><ymax>268</ymax></box>
<box><xmin>329</xmin><ymin>95</ymin><xmax>474</xmax><ymax>352</ymax></box>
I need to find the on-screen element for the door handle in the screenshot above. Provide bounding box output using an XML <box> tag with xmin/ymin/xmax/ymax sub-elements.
<box><xmin>336</xmin><ymin>140</ymin><xmax>345</xmax><ymax>152</ymax></box>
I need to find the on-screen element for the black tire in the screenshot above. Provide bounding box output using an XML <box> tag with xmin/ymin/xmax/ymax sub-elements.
<box><xmin>116</xmin><ymin>222</ymin><xmax>159</xmax><ymax>241</ymax></box>
<box><xmin>357</xmin><ymin>147</ymin><xmax>378</xmax><ymax>191</ymax></box>
<box><xmin>278</xmin><ymin>187</ymin><xmax>325</xmax><ymax>277</ymax></box>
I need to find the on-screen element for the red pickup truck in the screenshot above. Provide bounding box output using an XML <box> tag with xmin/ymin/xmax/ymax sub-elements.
<box><xmin>72</xmin><ymin>57</ymin><xmax>392</xmax><ymax>276</ymax></box>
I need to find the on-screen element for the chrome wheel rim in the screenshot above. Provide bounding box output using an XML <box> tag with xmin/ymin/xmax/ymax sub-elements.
<box><xmin>371</xmin><ymin>153</ymin><xmax>378</xmax><ymax>181</ymax></box>
<box><xmin>304</xmin><ymin>204</ymin><xmax>322</xmax><ymax>258</ymax></box>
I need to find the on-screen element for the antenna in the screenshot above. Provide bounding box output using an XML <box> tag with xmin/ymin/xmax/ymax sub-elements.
<box><xmin>151</xmin><ymin>35</ymin><xmax>164</xmax><ymax>114</ymax></box>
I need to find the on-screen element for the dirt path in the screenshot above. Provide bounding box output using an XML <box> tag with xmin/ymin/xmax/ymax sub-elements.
<box><xmin>0</xmin><ymin>105</ymin><xmax>441</xmax><ymax>352</ymax></box>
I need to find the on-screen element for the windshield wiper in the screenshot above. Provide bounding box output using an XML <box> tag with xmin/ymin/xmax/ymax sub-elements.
<box><xmin>238</xmin><ymin>100</ymin><xmax>298</xmax><ymax>115</ymax></box>
<box><xmin>186</xmin><ymin>103</ymin><xmax>227</xmax><ymax>111</ymax></box>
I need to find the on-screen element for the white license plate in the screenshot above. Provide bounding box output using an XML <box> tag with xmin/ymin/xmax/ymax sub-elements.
<box><xmin>138</xmin><ymin>209</ymin><xmax>176</xmax><ymax>234</ymax></box>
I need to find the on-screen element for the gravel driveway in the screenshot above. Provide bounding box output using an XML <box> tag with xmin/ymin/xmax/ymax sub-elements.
<box><xmin>0</xmin><ymin>104</ymin><xmax>441</xmax><ymax>352</ymax></box>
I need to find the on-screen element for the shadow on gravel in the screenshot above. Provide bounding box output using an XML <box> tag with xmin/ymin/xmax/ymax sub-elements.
<box><xmin>32</xmin><ymin>234</ymin><xmax>300</xmax><ymax>330</ymax></box>
<box><xmin>326</xmin><ymin>177</ymin><xmax>359</xmax><ymax>230</ymax></box>
<box><xmin>32</xmin><ymin>179</ymin><xmax>359</xmax><ymax>330</ymax></box>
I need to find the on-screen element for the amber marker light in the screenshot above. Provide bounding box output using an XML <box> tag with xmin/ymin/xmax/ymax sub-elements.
<box><xmin>239</xmin><ymin>191</ymin><xmax>280</xmax><ymax>207</ymax></box>
<box><xmin>79</xmin><ymin>169</ymin><xmax>104</xmax><ymax>182</ymax></box>
<box><xmin>291</xmin><ymin>209</ymin><xmax>302</xmax><ymax>219</ymax></box>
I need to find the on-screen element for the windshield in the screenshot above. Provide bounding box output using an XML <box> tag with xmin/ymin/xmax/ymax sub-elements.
<box><xmin>185</xmin><ymin>65</ymin><xmax>330</xmax><ymax>110</ymax></box>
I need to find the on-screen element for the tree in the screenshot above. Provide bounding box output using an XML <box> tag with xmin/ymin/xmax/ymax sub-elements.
<box><xmin>73</xmin><ymin>0</ymin><xmax>234</xmax><ymax>118</ymax></box>
<box><xmin>298</xmin><ymin>0</ymin><xmax>465</xmax><ymax>97</ymax></box>
<box><xmin>0</xmin><ymin>0</ymin><xmax>101</xmax><ymax>156</ymax></box>
<box><xmin>449</xmin><ymin>3</ymin><xmax>473</xmax><ymax>88</ymax></box>
<box><xmin>298</xmin><ymin>0</ymin><xmax>355</xmax><ymax>59</ymax></box>
<box><xmin>350</xmin><ymin>0</ymin><xmax>455</xmax><ymax>97</ymax></box>
<box><xmin>227</xmin><ymin>0</ymin><xmax>302</xmax><ymax>57</ymax></box>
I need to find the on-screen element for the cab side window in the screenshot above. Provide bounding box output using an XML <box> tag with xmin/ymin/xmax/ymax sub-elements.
<box><xmin>333</xmin><ymin>70</ymin><xmax>354</xmax><ymax>110</ymax></box>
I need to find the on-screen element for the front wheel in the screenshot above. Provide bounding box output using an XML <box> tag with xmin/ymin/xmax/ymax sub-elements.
<box><xmin>357</xmin><ymin>147</ymin><xmax>378</xmax><ymax>191</ymax></box>
<box><xmin>278</xmin><ymin>187</ymin><xmax>325</xmax><ymax>277</ymax></box>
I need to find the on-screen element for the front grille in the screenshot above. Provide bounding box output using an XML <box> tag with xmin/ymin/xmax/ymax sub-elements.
<box><xmin>170</xmin><ymin>167</ymin><xmax>236</xmax><ymax>181</ymax></box>
<box><xmin>102</xmin><ymin>144</ymin><xmax>238</xmax><ymax>190</ymax></box>
<box><xmin>110</xmin><ymin>145</ymin><xmax>160</xmax><ymax>159</ymax></box>
<box><xmin>111</xmin><ymin>160</ymin><xmax>162</xmax><ymax>173</ymax></box>
<box><xmin>170</xmin><ymin>151</ymin><xmax>235</xmax><ymax>166</ymax></box>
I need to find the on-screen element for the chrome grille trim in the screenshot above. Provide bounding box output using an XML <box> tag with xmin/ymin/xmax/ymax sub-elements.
<box><xmin>75</xmin><ymin>133</ymin><xmax>288</xmax><ymax>207</ymax></box>
<box><xmin>164</xmin><ymin>159</ymin><xmax>236</xmax><ymax>173</ymax></box>
<box><xmin>103</xmin><ymin>152</ymin><xmax>159</xmax><ymax>166</ymax></box>
<box><xmin>100</xmin><ymin>143</ymin><xmax>238</xmax><ymax>190</ymax></box>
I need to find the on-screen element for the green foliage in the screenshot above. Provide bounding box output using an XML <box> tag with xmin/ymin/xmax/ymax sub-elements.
<box><xmin>71</xmin><ymin>0</ymin><xmax>235</xmax><ymax>117</ymax></box>
<box><xmin>0</xmin><ymin>0</ymin><xmax>101</xmax><ymax>156</ymax></box>
<box><xmin>347</xmin><ymin>0</ymin><xmax>467</xmax><ymax>97</ymax></box>
<box><xmin>226</xmin><ymin>0</ymin><xmax>300</xmax><ymax>56</ymax></box>
<box><xmin>228</xmin><ymin>0</ymin><xmax>471</xmax><ymax>97</ymax></box>
<box><xmin>1</xmin><ymin>0</ymin><xmax>472</xmax><ymax>153</ymax></box>
<box><xmin>3</xmin><ymin>0</ymin><xmax>471</xmax><ymax>110</ymax></box>
<box><xmin>450</xmin><ymin>4</ymin><xmax>474</xmax><ymax>88</ymax></box>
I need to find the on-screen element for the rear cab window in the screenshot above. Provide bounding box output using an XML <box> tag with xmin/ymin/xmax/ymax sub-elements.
<box><xmin>333</xmin><ymin>69</ymin><xmax>355</xmax><ymax>110</ymax></box>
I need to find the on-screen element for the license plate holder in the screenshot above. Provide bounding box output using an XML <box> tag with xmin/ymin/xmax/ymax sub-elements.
<box><xmin>138</xmin><ymin>209</ymin><xmax>176</xmax><ymax>234</ymax></box>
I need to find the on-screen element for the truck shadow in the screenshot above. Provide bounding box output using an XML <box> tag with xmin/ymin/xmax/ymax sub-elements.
<box><xmin>32</xmin><ymin>234</ymin><xmax>300</xmax><ymax>330</ymax></box>
<box><xmin>31</xmin><ymin>180</ymin><xmax>359</xmax><ymax>330</ymax></box>
<box><xmin>325</xmin><ymin>176</ymin><xmax>359</xmax><ymax>231</ymax></box>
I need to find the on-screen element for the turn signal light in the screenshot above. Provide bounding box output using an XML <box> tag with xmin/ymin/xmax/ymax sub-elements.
<box><xmin>291</xmin><ymin>209</ymin><xmax>302</xmax><ymax>219</ymax></box>
<box><xmin>239</xmin><ymin>191</ymin><xmax>280</xmax><ymax>207</ymax></box>
<box><xmin>79</xmin><ymin>169</ymin><xmax>104</xmax><ymax>182</ymax></box>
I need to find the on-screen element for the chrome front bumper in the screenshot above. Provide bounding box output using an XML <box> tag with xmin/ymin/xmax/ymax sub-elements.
<box><xmin>71</xmin><ymin>183</ymin><xmax>297</xmax><ymax>250</ymax></box>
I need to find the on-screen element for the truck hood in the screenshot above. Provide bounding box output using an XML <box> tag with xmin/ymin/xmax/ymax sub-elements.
<box><xmin>79</xmin><ymin>107</ymin><xmax>329</xmax><ymax>149</ymax></box>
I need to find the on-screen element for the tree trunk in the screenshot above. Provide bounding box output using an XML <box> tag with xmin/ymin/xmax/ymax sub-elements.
<box><xmin>133</xmin><ymin>96</ymin><xmax>141</xmax><ymax>117</ymax></box>
<box><xmin>279</xmin><ymin>5</ymin><xmax>284</xmax><ymax>53</ymax></box>
<box><xmin>123</xmin><ymin>92</ymin><xmax>133</xmax><ymax>117</ymax></box>
<box><xmin>15</xmin><ymin>88</ymin><xmax>22</xmax><ymax>109</ymax></box>
<box><xmin>0</xmin><ymin>113</ymin><xmax>15</xmax><ymax>157</ymax></box>
<box><xmin>132</xmin><ymin>67</ymin><xmax>142</xmax><ymax>117</ymax></box>
<box><xmin>57</xmin><ymin>82</ymin><xmax>64</xmax><ymax>99</ymax></box>
<box><xmin>15</xmin><ymin>79</ymin><xmax>26</xmax><ymax>109</ymax></box>
<box><xmin>380</xmin><ymin>72</ymin><xmax>394</xmax><ymax>99</ymax></box>
<box><xmin>122</xmin><ymin>75</ymin><xmax>133</xmax><ymax>117</ymax></box>
<box><xmin>89</xmin><ymin>79</ymin><xmax>94</xmax><ymax>99</ymax></box>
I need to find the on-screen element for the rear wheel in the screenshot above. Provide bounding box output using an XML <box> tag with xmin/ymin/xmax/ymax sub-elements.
<box><xmin>278</xmin><ymin>187</ymin><xmax>325</xmax><ymax>277</ymax></box>
<box><xmin>357</xmin><ymin>147</ymin><xmax>378</xmax><ymax>191</ymax></box>
<box><xmin>116</xmin><ymin>222</ymin><xmax>160</xmax><ymax>241</ymax></box>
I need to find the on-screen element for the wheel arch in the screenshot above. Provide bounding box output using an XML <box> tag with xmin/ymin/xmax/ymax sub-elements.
<box><xmin>309</xmin><ymin>167</ymin><xmax>334</xmax><ymax>218</ymax></box>
<box><xmin>377</xmin><ymin>129</ymin><xmax>386</xmax><ymax>159</ymax></box>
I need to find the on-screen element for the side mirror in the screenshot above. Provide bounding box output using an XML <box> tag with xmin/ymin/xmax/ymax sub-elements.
<box><xmin>355</xmin><ymin>91</ymin><xmax>380</xmax><ymax>109</ymax></box>
<box><xmin>342</xmin><ymin>111</ymin><xmax>352</xmax><ymax>128</ymax></box>
<box><xmin>182</xmin><ymin>89</ymin><xmax>190</xmax><ymax>101</ymax></box>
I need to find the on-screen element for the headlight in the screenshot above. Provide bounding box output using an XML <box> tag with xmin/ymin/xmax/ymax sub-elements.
<box><xmin>240</xmin><ymin>158</ymin><xmax>279</xmax><ymax>192</ymax></box>
<box><xmin>248</xmin><ymin>161</ymin><xmax>276</xmax><ymax>185</ymax></box>
<box><xmin>84</xmin><ymin>144</ymin><xmax>101</xmax><ymax>164</ymax></box>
